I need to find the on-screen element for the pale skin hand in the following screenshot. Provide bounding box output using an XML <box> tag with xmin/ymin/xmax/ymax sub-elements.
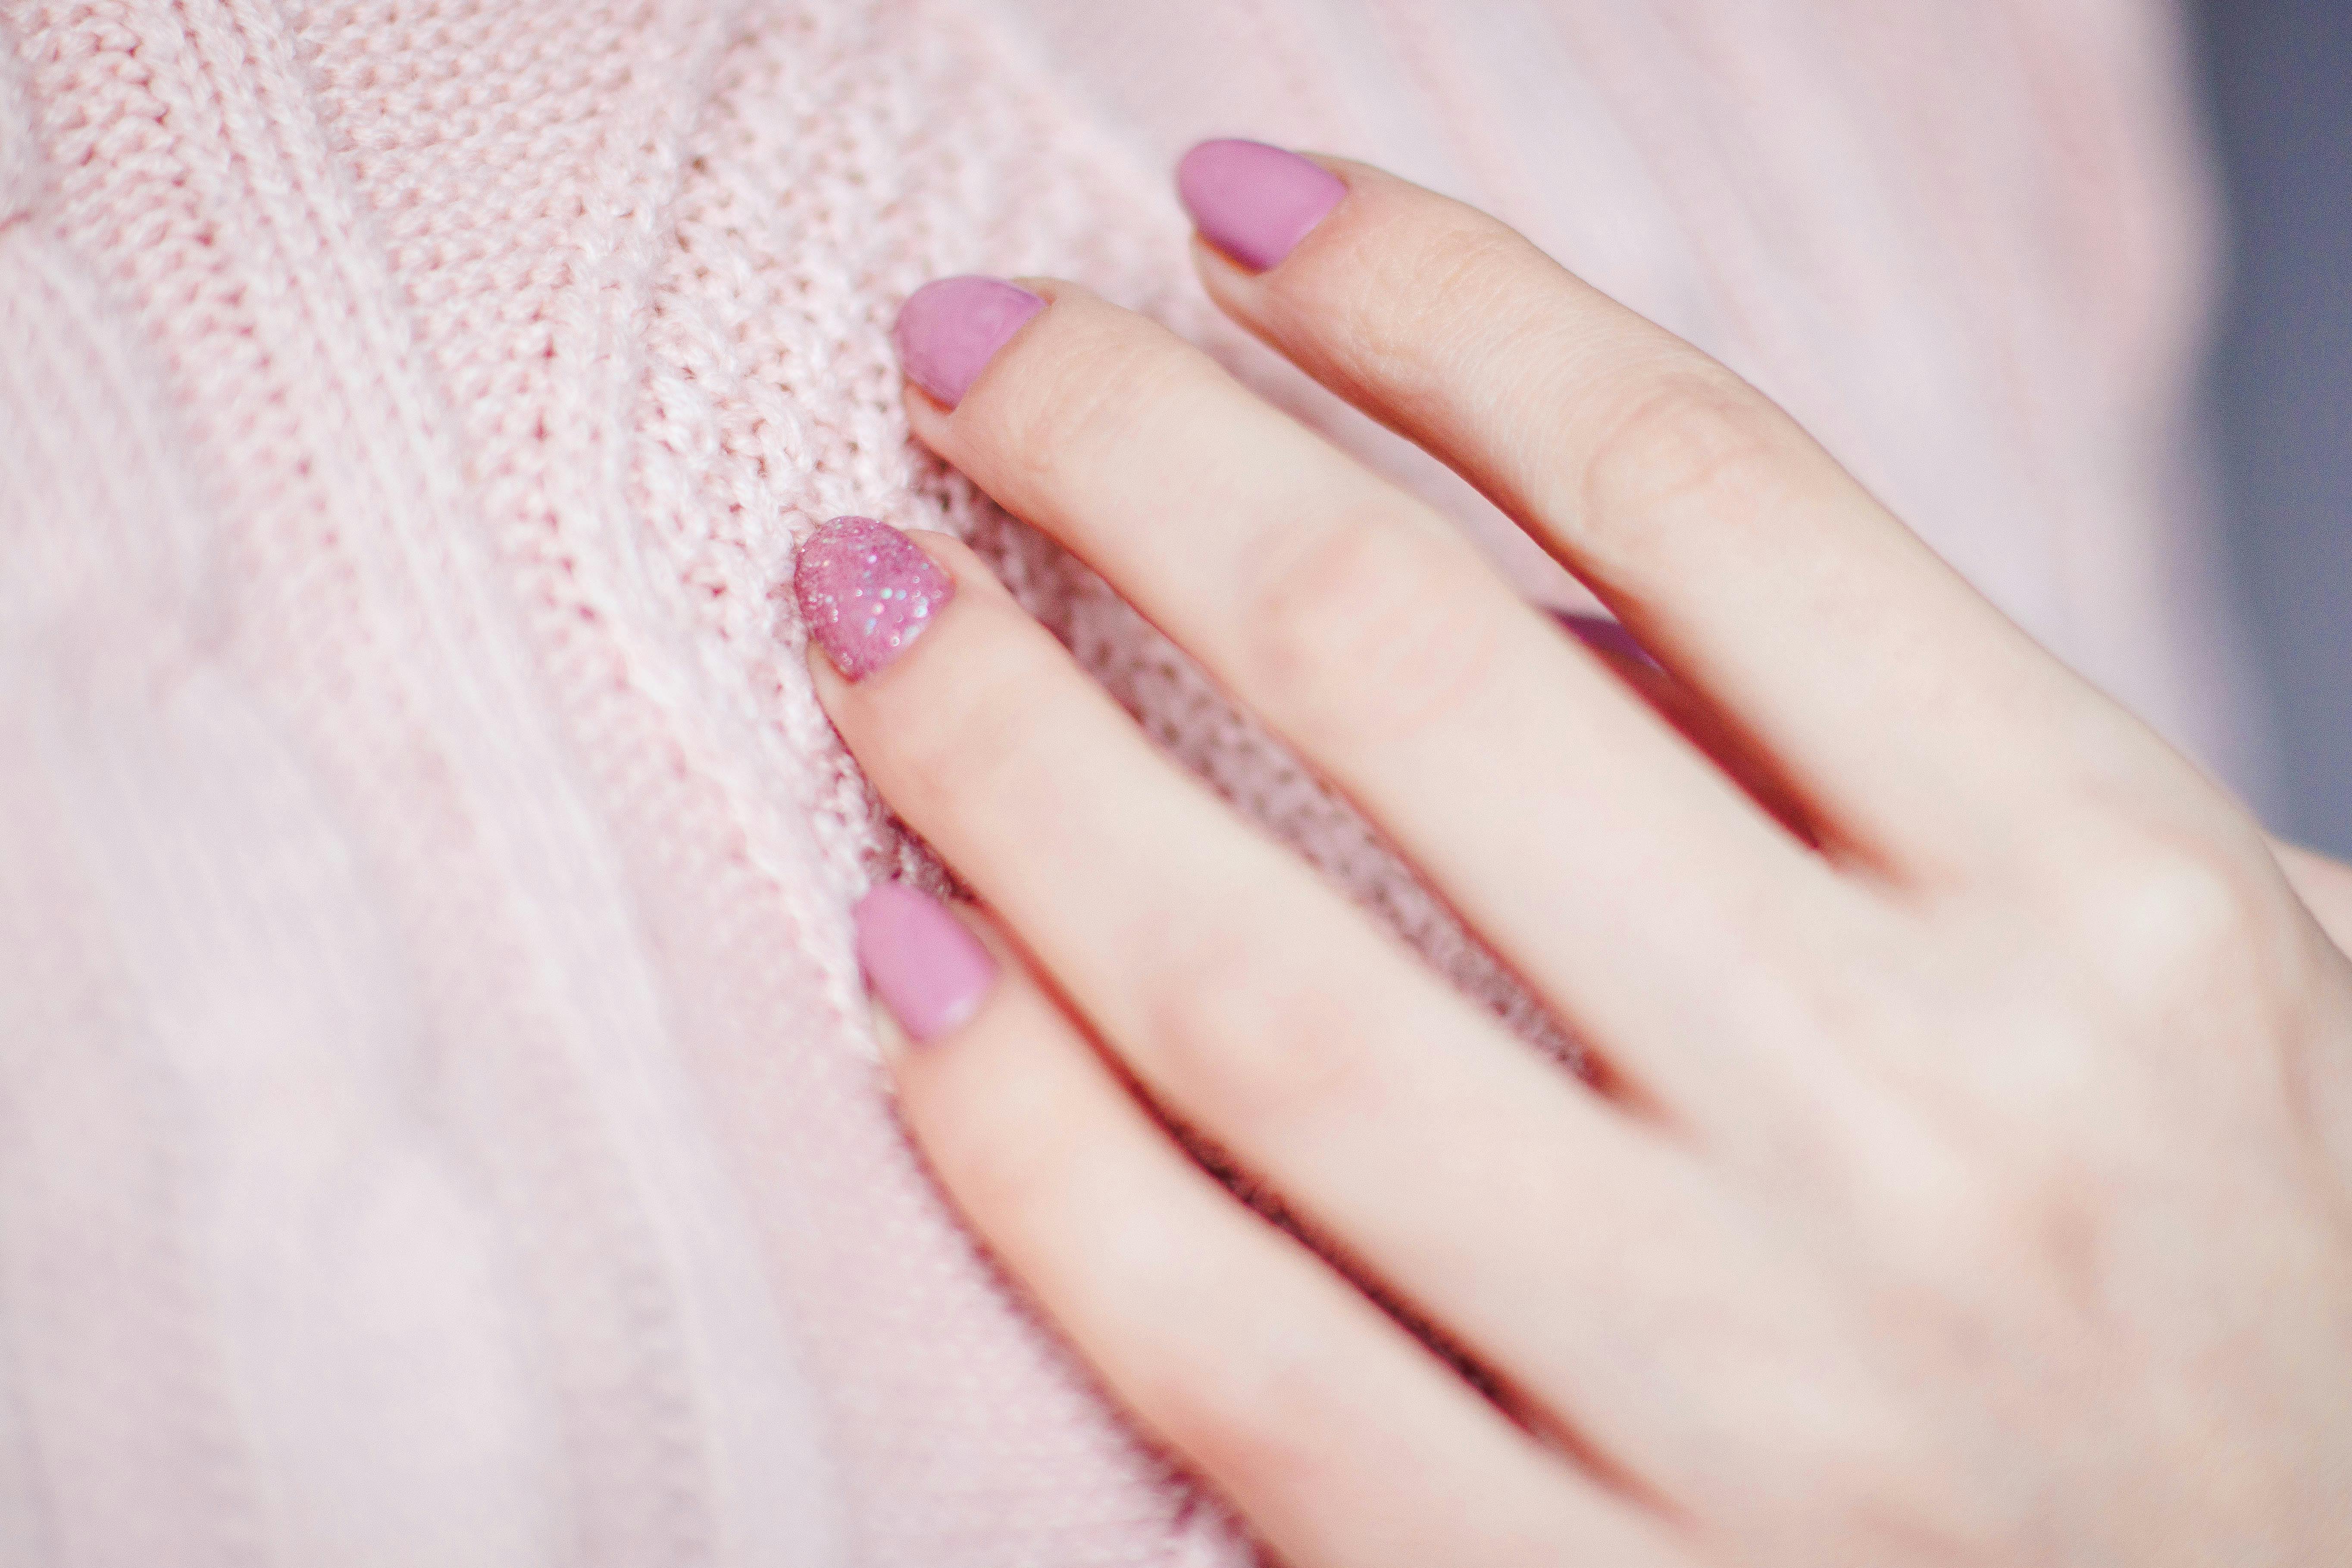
<box><xmin>809</xmin><ymin>155</ymin><xmax>2352</xmax><ymax>1565</ymax></box>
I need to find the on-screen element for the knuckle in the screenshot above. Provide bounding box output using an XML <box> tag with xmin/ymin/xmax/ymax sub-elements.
<box><xmin>920</xmin><ymin>1064</ymin><xmax>1087</xmax><ymax>1222</ymax></box>
<box><xmin>1242</xmin><ymin>515</ymin><xmax>1504</xmax><ymax>747</ymax></box>
<box><xmin>1914</xmin><ymin>1157</ymin><xmax>2120</xmax><ymax>1337</ymax></box>
<box><xmin>1338</xmin><ymin>216</ymin><xmax>1538</xmax><ymax>383</ymax></box>
<box><xmin>1577</xmin><ymin>367</ymin><xmax>1788</xmax><ymax>558</ymax></box>
<box><xmin>879</xmin><ymin>630</ymin><xmax>1054</xmax><ymax>817</ymax></box>
<box><xmin>2063</xmin><ymin>828</ymin><xmax>2285</xmax><ymax>990</ymax></box>
<box><xmin>1863</xmin><ymin>1156</ymin><xmax>2078</xmax><ymax>1336</ymax></box>
<box><xmin>1140</xmin><ymin>922</ymin><xmax>1370</xmax><ymax>1136</ymax></box>
<box><xmin>1138</xmin><ymin>1312</ymin><xmax>1353</xmax><ymax>1495</ymax></box>
<box><xmin>987</xmin><ymin>316</ymin><xmax>1193</xmax><ymax>498</ymax></box>
<box><xmin>2002</xmin><ymin>1166</ymin><xmax>2114</xmax><ymax>1312</ymax></box>
<box><xmin>1970</xmin><ymin>1157</ymin><xmax>2102</xmax><ymax>1275</ymax></box>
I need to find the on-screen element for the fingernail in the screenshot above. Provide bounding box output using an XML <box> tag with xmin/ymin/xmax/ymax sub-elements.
<box><xmin>1554</xmin><ymin>610</ymin><xmax>1657</xmax><ymax>667</ymax></box>
<box><xmin>892</xmin><ymin>275</ymin><xmax>1047</xmax><ymax>407</ymax></box>
<box><xmin>794</xmin><ymin>515</ymin><xmax>954</xmax><ymax>680</ymax></box>
<box><xmin>1176</xmin><ymin>139</ymin><xmax>1347</xmax><ymax>272</ymax></box>
<box><xmin>854</xmin><ymin>883</ymin><xmax>998</xmax><ymax>1043</ymax></box>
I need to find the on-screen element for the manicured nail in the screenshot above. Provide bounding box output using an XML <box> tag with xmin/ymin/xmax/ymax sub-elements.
<box><xmin>854</xmin><ymin>883</ymin><xmax>998</xmax><ymax>1043</ymax></box>
<box><xmin>1554</xmin><ymin>610</ymin><xmax>1657</xmax><ymax>667</ymax></box>
<box><xmin>794</xmin><ymin>515</ymin><xmax>954</xmax><ymax>680</ymax></box>
<box><xmin>1176</xmin><ymin>139</ymin><xmax>1347</xmax><ymax>272</ymax></box>
<box><xmin>892</xmin><ymin>275</ymin><xmax>1047</xmax><ymax>407</ymax></box>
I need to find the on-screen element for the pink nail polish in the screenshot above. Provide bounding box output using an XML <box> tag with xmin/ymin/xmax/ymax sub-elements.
<box><xmin>1176</xmin><ymin>139</ymin><xmax>1347</xmax><ymax>272</ymax></box>
<box><xmin>794</xmin><ymin>515</ymin><xmax>954</xmax><ymax>681</ymax></box>
<box><xmin>854</xmin><ymin>883</ymin><xmax>998</xmax><ymax>1042</ymax></box>
<box><xmin>892</xmin><ymin>275</ymin><xmax>1047</xmax><ymax>407</ymax></box>
<box><xmin>1553</xmin><ymin>610</ymin><xmax>1657</xmax><ymax>667</ymax></box>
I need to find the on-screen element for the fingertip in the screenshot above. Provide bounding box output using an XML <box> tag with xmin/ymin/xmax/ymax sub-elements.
<box><xmin>854</xmin><ymin>880</ymin><xmax>1002</xmax><ymax>1047</ymax></box>
<box><xmin>796</xmin><ymin>526</ymin><xmax>1017</xmax><ymax>720</ymax></box>
<box><xmin>1174</xmin><ymin>139</ymin><xmax>1349</xmax><ymax>273</ymax></box>
<box><xmin>794</xmin><ymin>515</ymin><xmax>957</xmax><ymax>682</ymax></box>
<box><xmin>892</xmin><ymin>275</ymin><xmax>1048</xmax><ymax>407</ymax></box>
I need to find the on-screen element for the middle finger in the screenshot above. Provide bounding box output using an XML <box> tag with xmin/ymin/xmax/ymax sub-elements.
<box><xmin>894</xmin><ymin>278</ymin><xmax>1867</xmax><ymax>1125</ymax></box>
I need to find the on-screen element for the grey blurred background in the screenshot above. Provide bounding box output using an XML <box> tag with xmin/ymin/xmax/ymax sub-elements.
<box><xmin>2197</xmin><ymin>0</ymin><xmax>2352</xmax><ymax>855</ymax></box>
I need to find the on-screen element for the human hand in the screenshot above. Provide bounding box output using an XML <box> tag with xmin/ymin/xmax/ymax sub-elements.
<box><xmin>795</xmin><ymin>140</ymin><xmax>2352</xmax><ymax>1566</ymax></box>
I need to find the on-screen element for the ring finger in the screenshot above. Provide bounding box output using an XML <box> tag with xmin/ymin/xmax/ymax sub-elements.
<box><xmin>800</xmin><ymin>526</ymin><xmax>1833</xmax><ymax>1486</ymax></box>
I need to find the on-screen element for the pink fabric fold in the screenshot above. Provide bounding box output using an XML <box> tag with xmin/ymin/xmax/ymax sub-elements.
<box><xmin>0</xmin><ymin>0</ymin><xmax>2256</xmax><ymax>1562</ymax></box>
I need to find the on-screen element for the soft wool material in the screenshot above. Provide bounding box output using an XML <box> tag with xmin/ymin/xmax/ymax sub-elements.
<box><xmin>0</xmin><ymin>1</ymin><xmax>2255</xmax><ymax>1562</ymax></box>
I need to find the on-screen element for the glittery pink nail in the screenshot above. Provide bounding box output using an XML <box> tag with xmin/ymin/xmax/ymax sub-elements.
<box><xmin>1176</xmin><ymin>139</ymin><xmax>1348</xmax><ymax>272</ymax></box>
<box><xmin>854</xmin><ymin>882</ymin><xmax>998</xmax><ymax>1043</ymax></box>
<box><xmin>793</xmin><ymin>516</ymin><xmax>954</xmax><ymax>681</ymax></box>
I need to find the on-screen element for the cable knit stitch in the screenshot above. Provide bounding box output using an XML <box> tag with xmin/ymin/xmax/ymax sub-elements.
<box><xmin>0</xmin><ymin>0</ymin><xmax>2258</xmax><ymax>1563</ymax></box>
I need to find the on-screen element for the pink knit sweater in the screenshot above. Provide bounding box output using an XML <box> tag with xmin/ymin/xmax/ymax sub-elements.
<box><xmin>0</xmin><ymin>1</ymin><xmax>2257</xmax><ymax>1562</ymax></box>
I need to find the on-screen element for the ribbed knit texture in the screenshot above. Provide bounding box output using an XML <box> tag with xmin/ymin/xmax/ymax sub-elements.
<box><xmin>0</xmin><ymin>2</ymin><xmax>2254</xmax><ymax>1563</ymax></box>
